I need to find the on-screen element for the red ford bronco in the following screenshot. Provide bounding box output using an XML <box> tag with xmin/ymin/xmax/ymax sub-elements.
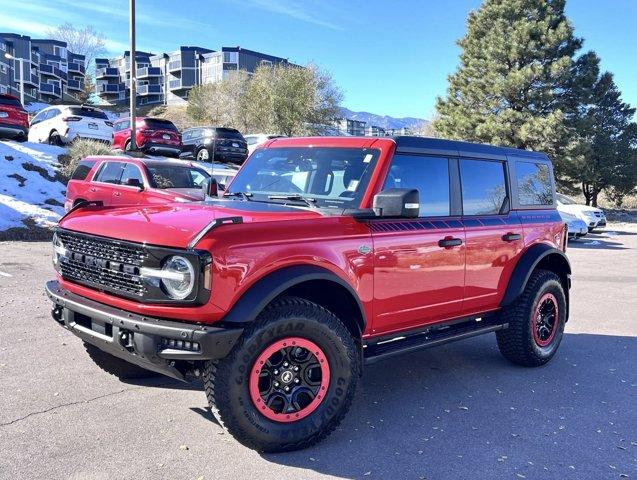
<box><xmin>46</xmin><ymin>136</ymin><xmax>570</xmax><ymax>452</ymax></box>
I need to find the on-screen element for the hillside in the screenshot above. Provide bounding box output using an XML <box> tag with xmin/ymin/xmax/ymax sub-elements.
<box><xmin>0</xmin><ymin>141</ymin><xmax>66</xmax><ymax>239</ymax></box>
<box><xmin>339</xmin><ymin>107</ymin><xmax>426</xmax><ymax>130</ymax></box>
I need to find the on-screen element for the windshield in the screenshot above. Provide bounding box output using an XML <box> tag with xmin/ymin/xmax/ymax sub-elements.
<box><xmin>0</xmin><ymin>96</ymin><xmax>22</xmax><ymax>107</ymax></box>
<box><xmin>556</xmin><ymin>193</ymin><xmax>576</xmax><ymax>205</ymax></box>
<box><xmin>144</xmin><ymin>118</ymin><xmax>178</xmax><ymax>131</ymax></box>
<box><xmin>146</xmin><ymin>165</ymin><xmax>209</xmax><ymax>189</ymax></box>
<box><xmin>227</xmin><ymin>147</ymin><xmax>380</xmax><ymax>208</ymax></box>
<box><xmin>68</xmin><ymin>107</ymin><xmax>108</xmax><ymax>119</ymax></box>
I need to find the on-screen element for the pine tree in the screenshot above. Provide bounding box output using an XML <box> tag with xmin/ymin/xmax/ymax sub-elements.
<box><xmin>576</xmin><ymin>73</ymin><xmax>637</xmax><ymax>206</ymax></box>
<box><xmin>435</xmin><ymin>0</ymin><xmax>594</xmax><ymax>176</ymax></box>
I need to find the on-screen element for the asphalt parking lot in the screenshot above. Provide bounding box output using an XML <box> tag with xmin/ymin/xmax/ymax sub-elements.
<box><xmin>1</xmin><ymin>226</ymin><xmax>636</xmax><ymax>480</ymax></box>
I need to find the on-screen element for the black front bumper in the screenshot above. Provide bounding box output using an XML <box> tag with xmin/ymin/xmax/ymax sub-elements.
<box><xmin>46</xmin><ymin>280</ymin><xmax>243</xmax><ymax>381</ymax></box>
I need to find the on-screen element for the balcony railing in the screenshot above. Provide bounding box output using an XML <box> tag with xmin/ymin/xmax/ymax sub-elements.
<box><xmin>68</xmin><ymin>62</ymin><xmax>86</xmax><ymax>74</ymax></box>
<box><xmin>68</xmin><ymin>79</ymin><xmax>84</xmax><ymax>91</ymax></box>
<box><xmin>40</xmin><ymin>63</ymin><xmax>66</xmax><ymax>80</ymax></box>
<box><xmin>137</xmin><ymin>84</ymin><xmax>163</xmax><ymax>95</ymax></box>
<box><xmin>168</xmin><ymin>79</ymin><xmax>182</xmax><ymax>90</ymax></box>
<box><xmin>40</xmin><ymin>82</ymin><xmax>61</xmax><ymax>97</ymax></box>
<box><xmin>96</xmin><ymin>83</ymin><xmax>121</xmax><ymax>94</ymax></box>
<box><xmin>95</xmin><ymin>67</ymin><xmax>119</xmax><ymax>78</ymax></box>
<box><xmin>137</xmin><ymin>66</ymin><xmax>162</xmax><ymax>78</ymax></box>
<box><xmin>168</xmin><ymin>60</ymin><xmax>182</xmax><ymax>72</ymax></box>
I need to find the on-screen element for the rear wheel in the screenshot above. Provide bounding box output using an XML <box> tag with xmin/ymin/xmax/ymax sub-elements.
<box><xmin>124</xmin><ymin>140</ymin><xmax>132</xmax><ymax>152</ymax></box>
<box><xmin>496</xmin><ymin>269</ymin><xmax>566</xmax><ymax>367</ymax></box>
<box><xmin>196</xmin><ymin>147</ymin><xmax>210</xmax><ymax>161</ymax></box>
<box><xmin>84</xmin><ymin>343</ymin><xmax>157</xmax><ymax>380</ymax></box>
<box><xmin>203</xmin><ymin>297</ymin><xmax>360</xmax><ymax>452</ymax></box>
<box><xmin>48</xmin><ymin>130</ymin><xmax>63</xmax><ymax>146</ymax></box>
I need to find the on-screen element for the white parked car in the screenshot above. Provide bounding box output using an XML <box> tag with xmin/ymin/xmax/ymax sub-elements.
<box><xmin>559</xmin><ymin>210</ymin><xmax>588</xmax><ymax>239</ymax></box>
<box><xmin>244</xmin><ymin>133</ymin><xmax>285</xmax><ymax>155</ymax></box>
<box><xmin>556</xmin><ymin>193</ymin><xmax>606</xmax><ymax>232</ymax></box>
<box><xmin>28</xmin><ymin>105</ymin><xmax>113</xmax><ymax>145</ymax></box>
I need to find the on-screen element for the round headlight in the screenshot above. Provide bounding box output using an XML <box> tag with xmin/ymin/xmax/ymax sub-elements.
<box><xmin>161</xmin><ymin>255</ymin><xmax>195</xmax><ymax>300</ymax></box>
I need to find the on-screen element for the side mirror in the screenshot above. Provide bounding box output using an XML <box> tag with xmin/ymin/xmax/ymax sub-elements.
<box><xmin>126</xmin><ymin>178</ymin><xmax>144</xmax><ymax>189</ymax></box>
<box><xmin>373</xmin><ymin>188</ymin><xmax>420</xmax><ymax>218</ymax></box>
<box><xmin>202</xmin><ymin>177</ymin><xmax>218</xmax><ymax>198</ymax></box>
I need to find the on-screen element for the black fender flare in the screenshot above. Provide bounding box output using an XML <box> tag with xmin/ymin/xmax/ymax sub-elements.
<box><xmin>219</xmin><ymin>265</ymin><xmax>367</xmax><ymax>331</ymax></box>
<box><xmin>501</xmin><ymin>243</ymin><xmax>571</xmax><ymax>307</ymax></box>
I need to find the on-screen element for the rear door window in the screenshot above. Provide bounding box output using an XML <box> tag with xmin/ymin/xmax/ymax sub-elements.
<box><xmin>95</xmin><ymin>162</ymin><xmax>124</xmax><ymax>184</ymax></box>
<box><xmin>382</xmin><ymin>155</ymin><xmax>451</xmax><ymax>217</ymax></box>
<box><xmin>459</xmin><ymin>159</ymin><xmax>507</xmax><ymax>215</ymax></box>
<box><xmin>71</xmin><ymin>160</ymin><xmax>96</xmax><ymax>180</ymax></box>
<box><xmin>516</xmin><ymin>161</ymin><xmax>553</xmax><ymax>206</ymax></box>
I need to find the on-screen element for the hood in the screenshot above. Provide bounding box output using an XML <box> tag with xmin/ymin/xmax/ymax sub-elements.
<box><xmin>59</xmin><ymin>199</ymin><xmax>323</xmax><ymax>248</ymax></box>
<box><xmin>558</xmin><ymin>204</ymin><xmax>602</xmax><ymax>214</ymax></box>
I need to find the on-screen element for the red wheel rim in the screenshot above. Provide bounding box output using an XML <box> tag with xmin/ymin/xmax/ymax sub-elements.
<box><xmin>532</xmin><ymin>292</ymin><xmax>559</xmax><ymax>347</ymax></box>
<box><xmin>249</xmin><ymin>337</ymin><xmax>330</xmax><ymax>423</ymax></box>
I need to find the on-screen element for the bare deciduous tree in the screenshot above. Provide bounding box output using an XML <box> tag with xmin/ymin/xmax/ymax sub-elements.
<box><xmin>46</xmin><ymin>23</ymin><xmax>107</xmax><ymax>70</ymax></box>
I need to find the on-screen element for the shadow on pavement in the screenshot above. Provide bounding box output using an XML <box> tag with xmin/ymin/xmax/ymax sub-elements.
<box><xmin>568</xmin><ymin>232</ymin><xmax>630</xmax><ymax>250</ymax></box>
<box><xmin>260</xmin><ymin>333</ymin><xmax>636</xmax><ymax>480</ymax></box>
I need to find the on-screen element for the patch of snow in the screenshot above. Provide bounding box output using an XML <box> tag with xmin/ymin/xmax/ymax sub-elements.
<box><xmin>0</xmin><ymin>140</ymin><xmax>67</xmax><ymax>231</ymax></box>
<box><xmin>602</xmin><ymin>231</ymin><xmax>619</xmax><ymax>237</ymax></box>
<box><xmin>584</xmin><ymin>240</ymin><xmax>602</xmax><ymax>246</ymax></box>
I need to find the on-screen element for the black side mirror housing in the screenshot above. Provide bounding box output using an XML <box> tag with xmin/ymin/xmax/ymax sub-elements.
<box><xmin>126</xmin><ymin>178</ymin><xmax>144</xmax><ymax>189</ymax></box>
<box><xmin>372</xmin><ymin>188</ymin><xmax>420</xmax><ymax>218</ymax></box>
<box><xmin>202</xmin><ymin>177</ymin><xmax>219</xmax><ymax>198</ymax></box>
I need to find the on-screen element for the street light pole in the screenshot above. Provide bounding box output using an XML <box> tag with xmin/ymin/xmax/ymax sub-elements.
<box><xmin>4</xmin><ymin>53</ymin><xmax>24</xmax><ymax>105</ymax></box>
<box><xmin>129</xmin><ymin>0</ymin><xmax>137</xmax><ymax>151</ymax></box>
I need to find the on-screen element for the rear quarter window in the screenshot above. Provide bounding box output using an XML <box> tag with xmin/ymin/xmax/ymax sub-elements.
<box><xmin>516</xmin><ymin>161</ymin><xmax>553</xmax><ymax>206</ymax></box>
<box><xmin>71</xmin><ymin>160</ymin><xmax>96</xmax><ymax>180</ymax></box>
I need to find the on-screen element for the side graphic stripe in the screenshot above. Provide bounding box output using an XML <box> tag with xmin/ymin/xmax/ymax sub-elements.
<box><xmin>369</xmin><ymin>210</ymin><xmax>562</xmax><ymax>233</ymax></box>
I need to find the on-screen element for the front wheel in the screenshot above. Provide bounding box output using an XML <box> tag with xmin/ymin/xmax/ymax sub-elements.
<box><xmin>48</xmin><ymin>131</ymin><xmax>63</xmax><ymax>146</ymax></box>
<box><xmin>496</xmin><ymin>269</ymin><xmax>567</xmax><ymax>367</ymax></box>
<box><xmin>203</xmin><ymin>297</ymin><xmax>360</xmax><ymax>452</ymax></box>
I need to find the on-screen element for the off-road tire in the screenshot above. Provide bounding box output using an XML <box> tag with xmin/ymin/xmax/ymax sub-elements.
<box><xmin>84</xmin><ymin>343</ymin><xmax>157</xmax><ymax>380</ymax></box>
<box><xmin>203</xmin><ymin>296</ymin><xmax>360</xmax><ymax>452</ymax></box>
<box><xmin>496</xmin><ymin>269</ymin><xmax>566</xmax><ymax>367</ymax></box>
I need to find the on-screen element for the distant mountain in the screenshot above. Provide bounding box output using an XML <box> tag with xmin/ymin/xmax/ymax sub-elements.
<box><xmin>339</xmin><ymin>107</ymin><xmax>426</xmax><ymax>130</ymax></box>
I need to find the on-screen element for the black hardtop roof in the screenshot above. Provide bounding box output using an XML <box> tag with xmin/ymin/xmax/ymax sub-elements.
<box><xmin>393</xmin><ymin>136</ymin><xmax>549</xmax><ymax>162</ymax></box>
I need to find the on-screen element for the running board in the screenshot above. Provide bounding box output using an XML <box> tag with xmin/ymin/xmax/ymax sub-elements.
<box><xmin>363</xmin><ymin>317</ymin><xmax>508</xmax><ymax>365</ymax></box>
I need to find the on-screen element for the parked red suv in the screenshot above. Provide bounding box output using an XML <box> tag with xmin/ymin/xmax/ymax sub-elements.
<box><xmin>64</xmin><ymin>156</ymin><xmax>211</xmax><ymax>211</ymax></box>
<box><xmin>112</xmin><ymin>117</ymin><xmax>181</xmax><ymax>157</ymax></box>
<box><xmin>47</xmin><ymin>136</ymin><xmax>570</xmax><ymax>453</ymax></box>
<box><xmin>0</xmin><ymin>94</ymin><xmax>29</xmax><ymax>141</ymax></box>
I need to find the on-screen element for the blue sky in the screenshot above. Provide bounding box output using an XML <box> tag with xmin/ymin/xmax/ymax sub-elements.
<box><xmin>1</xmin><ymin>0</ymin><xmax>635</xmax><ymax>119</ymax></box>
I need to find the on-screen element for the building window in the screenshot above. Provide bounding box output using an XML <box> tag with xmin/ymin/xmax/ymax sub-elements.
<box><xmin>0</xmin><ymin>43</ymin><xmax>6</xmax><ymax>52</ymax></box>
<box><xmin>0</xmin><ymin>64</ymin><xmax>7</xmax><ymax>74</ymax></box>
<box><xmin>223</xmin><ymin>51</ymin><xmax>238</xmax><ymax>63</ymax></box>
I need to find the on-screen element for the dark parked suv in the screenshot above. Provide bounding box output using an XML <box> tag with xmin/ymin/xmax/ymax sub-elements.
<box><xmin>180</xmin><ymin>126</ymin><xmax>248</xmax><ymax>164</ymax></box>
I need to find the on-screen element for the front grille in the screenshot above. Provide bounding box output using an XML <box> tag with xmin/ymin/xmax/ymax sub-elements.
<box><xmin>58</xmin><ymin>231</ymin><xmax>148</xmax><ymax>297</ymax></box>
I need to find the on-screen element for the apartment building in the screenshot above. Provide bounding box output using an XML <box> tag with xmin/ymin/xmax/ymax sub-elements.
<box><xmin>95</xmin><ymin>45</ymin><xmax>291</xmax><ymax>107</ymax></box>
<box><xmin>365</xmin><ymin>125</ymin><xmax>386</xmax><ymax>137</ymax></box>
<box><xmin>334</xmin><ymin>117</ymin><xmax>367</xmax><ymax>136</ymax></box>
<box><xmin>0</xmin><ymin>33</ymin><xmax>86</xmax><ymax>103</ymax></box>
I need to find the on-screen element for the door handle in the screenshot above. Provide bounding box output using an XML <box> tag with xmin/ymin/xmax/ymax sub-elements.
<box><xmin>113</xmin><ymin>191</ymin><xmax>121</xmax><ymax>197</ymax></box>
<box><xmin>438</xmin><ymin>237</ymin><xmax>463</xmax><ymax>248</ymax></box>
<box><xmin>502</xmin><ymin>233</ymin><xmax>522</xmax><ymax>242</ymax></box>
<box><xmin>89</xmin><ymin>187</ymin><xmax>97</xmax><ymax>192</ymax></box>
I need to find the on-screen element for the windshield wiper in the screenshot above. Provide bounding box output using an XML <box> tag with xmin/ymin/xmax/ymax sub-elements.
<box><xmin>223</xmin><ymin>191</ymin><xmax>253</xmax><ymax>200</ymax></box>
<box><xmin>268</xmin><ymin>194</ymin><xmax>317</xmax><ymax>208</ymax></box>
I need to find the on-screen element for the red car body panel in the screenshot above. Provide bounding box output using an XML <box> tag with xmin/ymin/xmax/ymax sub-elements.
<box><xmin>65</xmin><ymin>156</ymin><xmax>209</xmax><ymax>212</ymax></box>
<box><xmin>57</xmin><ymin>137</ymin><xmax>567</xmax><ymax>339</ymax></box>
<box><xmin>112</xmin><ymin>117</ymin><xmax>182</xmax><ymax>151</ymax></box>
<box><xmin>0</xmin><ymin>94</ymin><xmax>29</xmax><ymax>137</ymax></box>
